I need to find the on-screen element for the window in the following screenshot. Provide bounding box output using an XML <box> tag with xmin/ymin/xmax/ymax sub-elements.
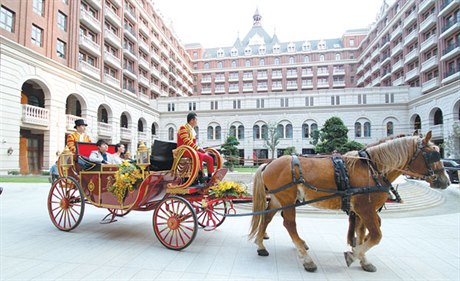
<box><xmin>211</xmin><ymin>101</ymin><xmax>218</xmax><ymax>110</ymax></box>
<box><xmin>57</xmin><ymin>40</ymin><xmax>66</xmax><ymax>58</ymax></box>
<box><xmin>33</xmin><ymin>0</ymin><xmax>44</xmax><ymax>16</ymax></box>
<box><xmin>320</xmin><ymin>54</ymin><xmax>325</xmax><ymax>61</ymax></box>
<box><xmin>233</xmin><ymin>100</ymin><xmax>241</xmax><ymax>109</ymax></box>
<box><xmin>217</xmin><ymin>61</ymin><xmax>223</xmax><ymax>69</ymax></box>
<box><xmin>274</xmin><ymin>57</ymin><xmax>280</xmax><ymax>65</ymax></box>
<box><xmin>57</xmin><ymin>11</ymin><xmax>67</xmax><ymax>31</ymax></box>
<box><xmin>331</xmin><ymin>96</ymin><xmax>340</xmax><ymax>105</ymax></box>
<box><xmin>204</xmin><ymin>62</ymin><xmax>209</xmax><ymax>69</ymax></box>
<box><xmin>168</xmin><ymin>127</ymin><xmax>174</xmax><ymax>141</ymax></box>
<box><xmin>230</xmin><ymin>126</ymin><xmax>236</xmax><ymax>137</ymax></box>
<box><xmin>349</xmin><ymin>39</ymin><xmax>355</xmax><ymax>47</ymax></box>
<box><xmin>245</xmin><ymin>60</ymin><xmax>251</xmax><ymax>67</ymax></box>
<box><xmin>286</xmin><ymin>124</ymin><xmax>293</xmax><ymax>138</ymax></box>
<box><xmin>167</xmin><ymin>103</ymin><xmax>175</xmax><ymax>112</ymax></box>
<box><xmin>280</xmin><ymin>98</ymin><xmax>289</xmax><ymax>107</ymax></box>
<box><xmin>358</xmin><ymin>94</ymin><xmax>367</xmax><ymax>104</ymax></box>
<box><xmin>261</xmin><ymin>125</ymin><xmax>268</xmax><ymax>139</ymax></box>
<box><xmin>188</xmin><ymin>102</ymin><xmax>196</xmax><ymax>111</ymax></box>
<box><xmin>289</xmin><ymin>57</ymin><xmax>295</xmax><ymax>64</ymax></box>
<box><xmin>386</xmin><ymin>122</ymin><xmax>394</xmax><ymax>136</ymax></box>
<box><xmin>0</xmin><ymin>6</ymin><xmax>15</xmax><ymax>32</ymax></box>
<box><xmin>355</xmin><ymin>122</ymin><xmax>362</xmax><ymax>137</ymax></box>
<box><xmin>335</xmin><ymin>53</ymin><xmax>341</xmax><ymax>60</ymax></box>
<box><xmin>207</xmin><ymin>126</ymin><xmax>214</xmax><ymax>140</ymax></box>
<box><xmin>215</xmin><ymin>126</ymin><xmax>221</xmax><ymax>140</ymax></box>
<box><xmin>259</xmin><ymin>58</ymin><xmax>265</xmax><ymax>66</ymax></box>
<box><xmin>31</xmin><ymin>25</ymin><xmax>43</xmax><ymax>47</ymax></box>
<box><xmin>385</xmin><ymin>93</ymin><xmax>394</xmax><ymax>103</ymax></box>
<box><xmin>302</xmin><ymin>124</ymin><xmax>310</xmax><ymax>138</ymax></box>
<box><xmin>256</xmin><ymin>99</ymin><xmax>264</xmax><ymax>109</ymax></box>
<box><xmin>231</xmin><ymin>60</ymin><xmax>237</xmax><ymax>68</ymax></box>
<box><xmin>253</xmin><ymin>125</ymin><xmax>260</xmax><ymax>139</ymax></box>
<box><xmin>277</xmin><ymin>124</ymin><xmax>284</xmax><ymax>138</ymax></box>
<box><xmin>304</xmin><ymin>56</ymin><xmax>309</xmax><ymax>63</ymax></box>
<box><xmin>238</xmin><ymin>125</ymin><xmax>244</xmax><ymax>139</ymax></box>
<box><xmin>364</xmin><ymin>122</ymin><xmax>371</xmax><ymax>137</ymax></box>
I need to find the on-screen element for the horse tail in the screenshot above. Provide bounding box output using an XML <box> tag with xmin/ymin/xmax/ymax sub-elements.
<box><xmin>248</xmin><ymin>163</ymin><xmax>268</xmax><ymax>240</ymax></box>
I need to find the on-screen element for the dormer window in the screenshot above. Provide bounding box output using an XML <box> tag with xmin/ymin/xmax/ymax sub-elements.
<box><xmin>231</xmin><ymin>47</ymin><xmax>238</xmax><ymax>57</ymax></box>
<box><xmin>318</xmin><ymin>40</ymin><xmax>327</xmax><ymax>50</ymax></box>
<box><xmin>244</xmin><ymin>46</ymin><xmax>252</xmax><ymax>56</ymax></box>
<box><xmin>217</xmin><ymin>48</ymin><xmax>224</xmax><ymax>58</ymax></box>
<box><xmin>288</xmin><ymin>42</ymin><xmax>296</xmax><ymax>53</ymax></box>
<box><xmin>273</xmin><ymin>44</ymin><xmax>280</xmax><ymax>54</ymax></box>
<box><xmin>302</xmin><ymin>41</ymin><xmax>311</xmax><ymax>51</ymax></box>
<box><xmin>258</xmin><ymin>44</ymin><xmax>266</xmax><ymax>55</ymax></box>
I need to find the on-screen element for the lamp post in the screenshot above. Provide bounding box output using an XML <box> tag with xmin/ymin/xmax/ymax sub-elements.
<box><xmin>136</xmin><ymin>141</ymin><xmax>150</xmax><ymax>178</ymax></box>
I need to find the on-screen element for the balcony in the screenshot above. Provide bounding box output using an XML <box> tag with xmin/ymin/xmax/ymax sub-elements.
<box><xmin>371</xmin><ymin>63</ymin><xmax>381</xmax><ymax>74</ymax></box>
<box><xmin>371</xmin><ymin>77</ymin><xmax>381</xmax><ymax>86</ymax></box>
<box><xmin>392</xmin><ymin>59</ymin><xmax>403</xmax><ymax>72</ymax></box>
<box><xmin>138</xmin><ymin>131</ymin><xmax>148</xmax><ymax>141</ymax></box>
<box><xmin>123</xmin><ymin>25</ymin><xmax>137</xmax><ymax>42</ymax></box>
<box><xmin>317</xmin><ymin>70</ymin><xmax>329</xmax><ymax>77</ymax></box>
<box><xmin>122</xmin><ymin>48</ymin><xmax>137</xmax><ymax>61</ymax></box>
<box><xmin>151</xmin><ymin>35</ymin><xmax>160</xmax><ymax>48</ymax></box>
<box><xmin>403</xmin><ymin>30</ymin><xmax>418</xmax><ymax>46</ymax></box>
<box><xmin>405</xmin><ymin>68</ymin><xmax>420</xmax><ymax>82</ymax></box>
<box><xmin>419</xmin><ymin>0</ymin><xmax>436</xmax><ymax>14</ymax></box>
<box><xmin>286</xmin><ymin>82</ymin><xmax>298</xmax><ymax>90</ymax></box>
<box><xmin>420</xmin><ymin>56</ymin><xmax>438</xmax><ymax>73</ymax></box>
<box><xmin>228</xmin><ymin>87</ymin><xmax>239</xmax><ymax>93</ymax></box>
<box><xmin>441</xmin><ymin>41</ymin><xmax>460</xmax><ymax>61</ymax></box>
<box><xmin>79</xmin><ymin>61</ymin><xmax>100</xmax><ymax>79</ymax></box>
<box><xmin>405</xmin><ymin>48</ymin><xmax>418</xmax><ymax>64</ymax></box>
<box><xmin>215</xmin><ymin>86</ymin><xmax>225</xmax><ymax>94</ymax></box>
<box><xmin>103</xmin><ymin>73</ymin><xmax>120</xmax><ymax>88</ymax></box>
<box><xmin>333</xmin><ymin>68</ymin><xmax>345</xmax><ymax>75</ymax></box>
<box><xmin>391</xmin><ymin>42</ymin><xmax>403</xmax><ymax>57</ymax></box>
<box><xmin>139</xmin><ymin>93</ymin><xmax>150</xmax><ymax>104</ymax></box>
<box><xmin>86</xmin><ymin>0</ymin><xmax>101</xmax><ymax>9</ymax></box>
<box><xmin>65</xmin><ymin>114</ymin><xmax>79</xmax><ymax>131</ymax></box>
<box><xmin>104</xmin><ymin>8</ymin><xmax>121</xmax><ymax>27</ymax></box>
<box><xmin>430</xmin><ymin>124</ymin><xmax>444</xmax><ymax>139</ymax></box>
<box><xmin>363</xmin><ymin>57</ymin><xmax>371</xmax><ymax>68</ymax></box>
<box><xmin>390</xmin><ymin>26</ymin><xmax>403</xmax><ymax>40</ymax></box>
<box><xmin>104</xmin><ymin>28</ymin><xmax>121</xmax><ymax>48</ymax></box>
<box><xmin>272</xmin><ymin>84</ymin><xmax>283</xmax><ymax>91</ymax></box>
<box><xmin>286</xmin><ymin>71</ymin><xmax>297</xmax><ymax>78</ymax></box>
<box><xmin>215</xmin><ymin>75</ymin><xmax>225</xmax><ymax>82</ymax></box>
<box><xmin>104</xmin><ymin>51</ymin><xmax>121</xmax><ymax>68</ymax></box>
<box><xmin>151</xmin><ymin>67</ymin><xmax>160</xmax><ymax>79</ymax></box>
<box><xmin>139</xmin><ymin>23</ymin><xmax>149</xmax><ymax>37</ymax></box>
<box><xmin>201</xmin><ymin>76</ymin><xmax>211</xmax><ymax>83</ymax></box>
<box><xmin>160</xmin><ymin>60</ymin><xmax>169</xmax><ymax>71</ymax></box>
<box><xmin>242</xmin><ymin>86</ymin><xmax>253</xmax><ymax>92</ymax></box>
<box><xmin>228</xmin><ymin>75</ymin><xmax>239</xmax><ymax>82</ymax></box>
<box><xmin>122</xmin><ymin>66</ymin><xmax>136</xmax><ymax>80</ymax></box>
<box><xmin>332</xmin><ymin>81</ymin><xmax>346</xmax><ymax>87</ymax></box>
<box><xmin>419</xmin><ymin>14</ymin><xmax>436</xmax><ymax>33</ymax></box>
<box><xmin>257</xmin><ymin>74</ymin><xmax>268</xmax><ymax>80</ymax></box>
<box><xmin>123</xmin><ymin>6</ymin><xmax>136</xmax><ymax>22</ymax></box>
<box><xmin>139</xmin><ymin>75</ymin><xmax>150</xmax><ymax>87</ymax></box>
<box><xmin>98</xmin><ymin>122</ymin><xmax>113</xmax><ymax>137</ymax></box>
<box><xmin>371</xmin><ymin>48</ymin><xmax>380</xmax><ymax>60</ymax></box>
<box><xmin>317</xmin><ymin>82</ymin><xmax>329</xmax><ymax>89</ymax></box>
<box><xmin>440</xmin><ymin>19</ymin><xmax>460</xmax><ymax>39</ymax></box>
<box><xmin>201</xmin><ymin>88</ymin><xmax>211</xmax><ymax>94</ymax></box>
<box><xmin>120</xmin><ymin>127</ymin><xmax>132</xmax><ymax>140</ymax></box>
<box><xmin>138</xmin><ymin>40</ymin><xmax>149</xmax><ymax>53</ymax></box>
<box><xmin>356</xmin><ymin>64</ymin><xmax>364</xmax><ymax>74</ymax></box>
<box><xmin>392</xmin><ymin>77</ymin><xmax>404</xmax><ymax>86</ymax></box>
<box><xmin>138</xmin><ymin>56</ymin><xmax>149</xmax><ymax>70</ymax></box>
<box><xmin>381</xmin><ymin>70</ymin><xmax>391</xmax><ymax>80</ymax></box>
<box><xmin>150</xmin><ymin>82</ymin><xmax>160</xmax><ymax>94</ymax></box>
<box><xmin>403</xmin><ymin>11</ymin><xmax>417</xmax><ymax>28</ymax></box>
<box><xmin>79</xmin><ymin>35</ymin><xmax>101</xmax><ymax>56</ymax></box>
<box><xmin>80</xmin><ymin>9</ymin><xmax>101</xmax><ymax>33</ymax></box>
<box><xmin>421</xmin><ymin>78</ymin><xmax>440</xmax><ymax>93</ymax></box>
<box><xmin>243</xmin><ymin>75</ymin><xmax>253</xmax><ymax>81</ymax></box>
<box><xmin>443</xmin><ymin>68</ymin><xmax>460</xmax><ymax>84</ymax></box>
<box><xmin>420</xmin><ymin>35</ymin><xmax>437</xmax><ymax>53</ymax></box>
<box><xmin>380</xmin><ymin>55</ymin><xmax>391</xmax><ymax>65</ymax></box>
<box><xmin>301</xmin><ymin>82</ymin><xmax>313</xmax><ymax>89</ymax></box>
<box><xmin>22</xmin><ymin>104</ymin><xmax>49</xmax><ymax>126</ymax></box>
<box><xmin>439</xmin><ymin>0</ymin><xmax>460</xmax><ymax>17</ymax></box>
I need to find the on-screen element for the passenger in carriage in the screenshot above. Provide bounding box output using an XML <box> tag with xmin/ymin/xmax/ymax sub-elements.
<box><xmin>112</xmin><ymin>143</ymin><xmax>126</xmax><ymax>164</ymax></box>
<box><xmin>89</xmin><ymin>139</ymin><xmax>116</xmax><ymax>164</ymax></box>
<box><xmin>66</xmin><ymin>119</ymin><xmax>92</xmax><ymax>153</ymax></box>
<box><xmin>177</xmin><ymin>112</ymin><xmax>214</xmax><ymax>182</ymax></box>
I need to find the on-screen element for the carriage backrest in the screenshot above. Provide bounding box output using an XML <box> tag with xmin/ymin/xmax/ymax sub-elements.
<box><xmin>150</xmin><ymin>140</ymin><xmax>177</xmax><ymax>171</ymax></box>
<box><xmin>75</xmin><ymin>142</ymin><xmax>116</xmax><ymax>157</ymax></box>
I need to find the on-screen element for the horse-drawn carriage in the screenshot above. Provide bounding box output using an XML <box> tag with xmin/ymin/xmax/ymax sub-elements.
<box><xmin>47</xmin><ymin>140</ymin><xmax>233</xmax><ymax>250</ymax></box>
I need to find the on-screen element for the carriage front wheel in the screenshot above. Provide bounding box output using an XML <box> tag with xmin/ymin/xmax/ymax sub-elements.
<box><xmin>47</xmin><ymin>177</ymin><xmax>85</xmax><ymax>231</ymax></box>
<box><xmin>152</xmin><ymin>196</ymin><xmax>197</xmax><ymax>250</ymax></box>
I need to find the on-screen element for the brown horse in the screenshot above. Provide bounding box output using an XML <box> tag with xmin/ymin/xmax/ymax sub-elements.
<box><xmin>249</xmin><ymin>131</ymin><xmax>450</xmax><ymax>272</ymax></box>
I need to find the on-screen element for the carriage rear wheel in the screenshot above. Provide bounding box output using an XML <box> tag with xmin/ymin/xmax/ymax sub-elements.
<box><xmin>47</xmin><ymin>177</ymin><xmax>85</xmax><ymax>231</ymax></box>
<box><xmin>108</xmin><ymin>209</ymin><xmax>131</xmax><ymax>217</ymax></box>
<box><xmin>192</xmin><ymin>199</ymin><xmax>227</xmax><ymax>231</ymax></box>
<box><xmin>152</xmin><ymin>196</ymin><xmax>197</xmax><ymax>250</ymax></box>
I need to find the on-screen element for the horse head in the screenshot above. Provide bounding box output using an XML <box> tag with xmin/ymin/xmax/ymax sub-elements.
<box><xmin>405</xmin><ymin>131</ymin><xmax>450</xmax><ymax>189</ymax></box>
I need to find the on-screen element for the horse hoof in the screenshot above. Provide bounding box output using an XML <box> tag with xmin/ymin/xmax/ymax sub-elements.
<box><xmin>257</xmin><ymin>249</ymin><xmax>269</xmax><ymax>256</ymax></box>
<box><xmin>361</xmin><ymin>262</ymin><xmax>377</xmax><ymax>272</ymax></box>
<box><xmin>344</xmin><ymin>251</ymin><xmax>355</xmax><ymax>267</ymax></box>
<box><xmin>303</xmin><ymin>262</ymin><xmax>317</xmax><ymax>272</ymax></box>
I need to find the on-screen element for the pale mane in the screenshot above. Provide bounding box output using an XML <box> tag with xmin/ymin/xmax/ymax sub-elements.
<box><xmin>344</xmin><ymin>136</ymin><xmax>418</xmax><ymax>175</ymax></box>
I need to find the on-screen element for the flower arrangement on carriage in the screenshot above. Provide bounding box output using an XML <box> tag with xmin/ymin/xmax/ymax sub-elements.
<box><xmin>209</xmin><ymin>180</ymin><xmax>249</xmax><ymax>198</ymax></box>
<box><xmin>108</xmin><ymin>160</ymin><xmax>143</xmax><ymax>204</ymax></box>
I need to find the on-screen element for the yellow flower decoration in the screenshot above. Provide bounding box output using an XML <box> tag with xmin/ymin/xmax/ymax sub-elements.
<box><xmin>209</xmin><ymin>180</ymin><xmax>249</xmax><ymax>198</ymax></box>
<box><xmin>108</xmin><ymin>160</ymin><xmax>144</xmax><ymax>204</ymax></box>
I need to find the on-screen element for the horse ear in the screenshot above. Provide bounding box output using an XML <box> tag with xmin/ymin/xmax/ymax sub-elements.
<box><xmin>423</xmin><ymin>131</ymin><xmax>432</xmax><ymax>144</ymax></box>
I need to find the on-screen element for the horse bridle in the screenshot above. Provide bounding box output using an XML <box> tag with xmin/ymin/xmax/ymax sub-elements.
<box><xmin>404</xmin><ymin>139</ymin><xmax>444</xmax><ymax>181</ymax></box>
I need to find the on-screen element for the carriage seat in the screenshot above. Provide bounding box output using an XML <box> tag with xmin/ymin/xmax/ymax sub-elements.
<box><xmin>150</xmin><ymin>140</ymin><xmax>177</xmax><ymax>171</ymax></box>
<box><xmin>75</xmin><ymin>142</ymin><xmax>117</xmax><ymax>170</ymax></box>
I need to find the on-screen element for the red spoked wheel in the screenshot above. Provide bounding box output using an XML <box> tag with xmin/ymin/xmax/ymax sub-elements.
<box><xmin>153</xmin><ymin>196</ymin><xmax>197</xmax><ymax>250</ymax></box>
<box><xmin>108</xmin><ymin>209</ymin><xmax>131</xmax><ymax>217</ymax></box>
<box><xmin>192</xmin><ymin>199</ymin><xmax>227</xmax><ymax>231</ymax></box>
<box><xmin>47</xmin><ymin>177</ymin><xmax>85</xmax><ymax>231</ymax></box>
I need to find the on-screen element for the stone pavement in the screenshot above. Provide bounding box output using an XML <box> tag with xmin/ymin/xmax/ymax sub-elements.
<box><xmin>0</xmin><ymin>176</ymin><xmax>459</xmax><ymax>281</ymax></box>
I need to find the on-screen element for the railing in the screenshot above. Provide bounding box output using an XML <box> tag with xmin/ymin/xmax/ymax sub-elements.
<box><xmin>79</xmin><ymin>35</ymin><xmax>100</xmax><ymax>54</ymax></box>
<box><xmin>120</xmin><ymin>127</ymin><xmax>132</xmax><ymax>140</ymax></box>
<box><xmin>104</xmin><ymin>73</ymin><xmax>120</xmax><ymax>88</ymax></box>
<box><xmin>79</xmin><ymin>61</ymin><xmax>100</xmax><ymax>79</ymax></box>
<box><xmin>22</xmin><ymin>104</ymin><xmax>49</xmax><ymax>126</ymax></box>
<box><xmin>138</xmin><ymin>131</ymin><xmax>148</xmax><ymax>141</ymax></box>
<box><xmin>66</xmin><ymin>114</ymin><xmax>80</xmax><ymax>131</ymax></box>
<box><xmin>98</xmin><ymin>122</ymin><xmax>112</xmax><ymax>136</ymax></box>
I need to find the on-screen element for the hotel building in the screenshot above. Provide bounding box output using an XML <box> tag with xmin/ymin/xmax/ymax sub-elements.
<box><xmin>0</xmin><ymin>0</ymin><xmax>459</xmax><ymax>174</ymax></box>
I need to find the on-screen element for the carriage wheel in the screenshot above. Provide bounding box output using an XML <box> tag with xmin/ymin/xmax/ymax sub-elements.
<box><xmin>192</xmin><ymin>199</ymin><xmax>227</xmax><ymax>231</ymax></box>
<box><xmin>108</xmin><ymin>209</ymin><xmax>131</xmax><ymax>217</ymax></box>
<box><xmin>47</xmin><ymin>177</ymin><xmax>85</xmax><ymax>231</ymax></box>
<box><xmin>152</xmin><ymin>196</ymin><xmax>197</xmax><ymax>250</ymax></box>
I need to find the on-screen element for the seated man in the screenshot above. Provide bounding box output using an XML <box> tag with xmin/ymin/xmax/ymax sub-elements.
<box><xmin>89</xmin><ymin>139</ymin><xmax>116</xmax><ymax>164</ymax></box>
<box><xmin>177</xmin><ymin>112</ymin><xmax>214</xmax><ymax>182</ymax></box>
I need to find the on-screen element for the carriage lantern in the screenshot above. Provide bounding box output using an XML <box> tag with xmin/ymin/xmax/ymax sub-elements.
<box><xmin>136</xmin><ymin>141</ymin><xmax>150</xmax><ymax>176</ymax></box>
<box><xmin>60</xmin><ymin>146</ymin><xmax>73</xmax><ymax>177</ymax></box>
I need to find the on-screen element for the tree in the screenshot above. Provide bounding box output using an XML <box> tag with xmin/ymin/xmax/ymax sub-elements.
<box><xmin>264</xmin><ymin>122</ymin><xmax>280</xmax><ymax>159</ymax></box>
<box><xmin>314</xmin><ymin>117</ymin><xmax>364</xmax><ymax>154</ymax></box>
<box><xmin>442</xmin><ymin>123</ymin><xmax>460</xmax><ymax>158</ymax></box>
<box><xmin>221</xmin><ymin>136</ymin><xmax>240</xmax><ymax>171</ymax></box>
<box><xmin>283</xmin><ymin>146</ymin><xmax>296</xmax><ymax>155</ymax></box>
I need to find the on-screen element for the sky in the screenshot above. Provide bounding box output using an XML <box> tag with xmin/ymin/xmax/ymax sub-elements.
<box><xmin>153</xmin><ymin>0</ymin><xmax>390</xmax><ymax>48</ymax></box>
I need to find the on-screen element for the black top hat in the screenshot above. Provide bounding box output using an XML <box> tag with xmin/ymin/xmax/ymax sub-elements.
<box><xmin>74</xmin><ymin>119</ymin><xmax>88</xmax><ymax>129</ymax></box>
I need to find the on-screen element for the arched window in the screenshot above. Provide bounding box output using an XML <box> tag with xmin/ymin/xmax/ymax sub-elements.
<box><xmin>151</xmin><ymin>123</ymin><xmax>157</xmax><ymax>135</ymax></box>
<box><xmin>204</xmin><ymin>62</ymin><xmax>209</xmax><ymax>69</ymax></box>
<box><xmin>231</xmin><ymin>60</ymin><xmax>237</xmax><ymax>68</ymax></box>
<box><xmin>230</xmin><ymin>125</ymin><xmax>236</xmax><ymax>137</ymax></box>
<box><xmin>259</xmin><ymin>58</ymin><xmax>265</xmax><ymax>66</ymax></box>
<box><xmin>274</xmin><ymin>57</ymin><xmax>280</xmax><ymax>65</ymax></box>
<box><xmin>304</xmin><ymin>56</ymin><xmax>309</xmax><ymax>63</ymax></box>
<box><xmin>286</xmin><ymin>124</ymin><xmax>293</xmax><ymax>138</ymax></box>
<box><xmin>238</xmin><ymin>125</ymin><xmax>244</xmax><ymax>139</ymax></box>
<box><xmin>386</xmin><ymin>122</ymin><xmax>394</xmax><ymax>136</ymax></box>
<box><xmin>434</xmin><ymin>109</ymin><xmax>443</xmax><ymax>125</ymax></box>
<box><xmin>302</xmin><ymin>124</ymin><xmax>309</xmax><ymax>138</ymax></box>
<box><xmin>207</xmin><ymin>126</ymin><xmax>214</xmax><ymax>140</ymax></box>
<box><xmin>311</xmin><ymin>123</ymin><xmax>318</xmax><ymax>132</ymax></box>
<box><xmin>217</xmin><ymin>61</ymin><xmax>223</xmax><ymax>69</ymax></box>
<box><xmin>364</xmin><ymin>122</ymin><xmax>371</xmax><ymax>137</ymax></box>
<box><xmin>414</xmin><ymin>115</ymin><xmax>421</xmax><ymax>131</ymax></box>
<box><xmin>168</xmin><ymin>127</ymin><xmax>174</xmax><ymax>141</ymax></box>
<box><xmin>245</xmin><ymin>60</ymin><xmax>251</xmax><ymax>67</ymax></box>
<box><xmin>289</xmin><ymin>57</ymin><xmax>295</xmax><ymax>64</ymax></box>
<box><xmin>215</xmin><ymin>126</ymin><xmax>221</xmax><ymax>140</ymax></box>
<box><xmin>320</xmin><ymin>54</ymin><xmax>325</xmax><ymax>61</ymax></box>
<box><xmin>137</xmin><ymin>120</ymin><xmax>144</xmax><ymax>132</ymax></box>
<box><xmin>261</xmin><ymin>124</ymin><xmax>268</xmax><ymax>139</ymax></box>
<box><xmin>121</xmin><ymin>114</ymin><xmax>128</xmax><ymax>128</ymax></box>
<box><xmin>253</xmin><ymin>125</ymin><xmax>260</xmax><ymax>139</ymax></box>
<box><xmin>355</xmin><ymin>122</ymin><xmax>362</xmax><ymax>137</ymax></box>
<box><xmin>335</xmin><ymin>53</ymin><xmax>341</xmax><ymax>60</ymax></box>
<box><xmin>100</xmin><ymin>108</ymin><xmax>108</xmax><ymax>123</ymax></box>
<box><xmin>277</xmin><ymin>124</ymin><xmax>284</xmax><ymax>138</ymax></box>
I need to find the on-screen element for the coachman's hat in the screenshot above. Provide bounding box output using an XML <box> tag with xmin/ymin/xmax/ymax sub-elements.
<box><xmin>74</xmin><ymin>119</ymin><xmax>88</xmax><ymax>129</ymax></box>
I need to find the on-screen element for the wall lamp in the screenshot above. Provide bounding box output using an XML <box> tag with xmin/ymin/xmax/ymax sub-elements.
<box><xmin>7</xmin><ymin>147</ymin><xmax>13</xmax><ymax>155</ymax></box>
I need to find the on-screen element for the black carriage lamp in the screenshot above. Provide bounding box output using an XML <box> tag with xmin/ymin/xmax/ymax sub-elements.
<box><xmin>136</xmin><ymin>141</ymin><xmax>150</xmax><ymax>177</ymax></box>
<box><xmin>60</xmin><ymin>146</ymin><xmax>74</xmax><ymax>177</ymax></box>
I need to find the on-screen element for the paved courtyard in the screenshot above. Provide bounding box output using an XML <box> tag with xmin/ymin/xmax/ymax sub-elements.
<box><xmin>0</xmin><ymin>176</ymin><xmax>459</xmax><ymax>281</ymax></box>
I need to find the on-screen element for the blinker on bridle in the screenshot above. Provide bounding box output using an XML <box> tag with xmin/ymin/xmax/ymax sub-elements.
<box><xmin>405</xmin><ymin>139</ymin><xmax>443</xmax><ymax>181</ymax></box>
